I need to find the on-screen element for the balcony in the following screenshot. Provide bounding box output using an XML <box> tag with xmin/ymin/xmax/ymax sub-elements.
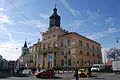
<box><xmin>40</xmin><ymin>46</ymin><xmax>58</xmax><ymax>53</ymax></box>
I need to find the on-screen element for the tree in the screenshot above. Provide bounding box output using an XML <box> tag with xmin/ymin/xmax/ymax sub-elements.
<box><xmin>105</xmin><ymin>47</ymin><xmax>120</xmax><ymax>61</ymax></box>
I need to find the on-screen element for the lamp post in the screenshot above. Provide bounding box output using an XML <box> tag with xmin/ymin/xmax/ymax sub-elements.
<box><xmin>116</xmin><ymin>39</ymin><xmax>119</xmax><ymax>74</ymax></box>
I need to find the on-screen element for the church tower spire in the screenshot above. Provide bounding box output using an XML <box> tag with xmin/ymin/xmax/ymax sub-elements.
<box><xmin>49</xmin><ymin>5</ymin><xmax>61</xmax><ymax>28</ymax></box>
<box><xmin>24</xmin><ymin>40</ymin><xmax>27</xmax><ymax>47</ymax></box>
<box><xmin>21</xmin><ymin>39</ymin><xmax>29</xmax><ymax>56</ymax></box>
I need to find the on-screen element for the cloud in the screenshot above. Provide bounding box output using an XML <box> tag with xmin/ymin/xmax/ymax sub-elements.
<box><xmin>3</xmin><ymin>0</ymin><xmax>35</xmax><ymax>11</ymax></box>
<box><xmin>0</xmin><ymin>40</ymin><xmax>22</xmax><ymax>60</ymax></box>
<box><xmin>93</xmin><ymin>22</ymin><xmax>98</xmax><ymax>25</ymax></box>
<box><xmin>60</xmin><ymin>0</ymin><xmax>80</xmax><ymax>16</ymax></box>
<box><xmin>0</xmin><ymin>8</ymin><xmax>4</xmax><ymax>11</ymax></box>
<box><xmin>87</xmin><ymin>28</ymin><xmax>120</xmax><ymax>39</ymax></box>
<box><xmin>10</xmin><ymin>30</ymin><xmax>39</xmax><ymax>36</ymax></box>
<box><xmin>0</xmin><ymin>24</ymin><xmax>13</xmax><ymax>41</ymax></box>
<box><xmin>18</xmin><ymin>19</ymin><xmax>48</xmax><ymax>32</ymax></box>
<box><xmin>67</xmin><ymin>20</ymin><xmax>83</xmax><ymax>27</ymax></box>
<box><xmin>10</xmin><ymin>30</ymin><xmax>40</xmax><ymax>41</ymax></box>
<box><xmin>0</xmin><ymin>14</ymin><xmax>14</xmax><ymax>24</ymax></box>
<box><xmin>40</xmin><ymin>13</ymin><xmax>50</xmax><ymax>19</ymax></box>
<box><xmin>86</xmin><ymin>10</ymin><xmax>101</xmax><ymax>19</ymax></box>
<box><xmin>0</xmin><ymin>8</ymin><xmax>14</xmax><ymax>24</ymax></box>
<box><xmin>18</xmin><ymin>19</ymin><xmax>48</xmax><ymax>28</ymax></box>
<box><xmin>105</xmin><ymin>17</ymin><xmax>113</xmax><ymax>23</ymax></box>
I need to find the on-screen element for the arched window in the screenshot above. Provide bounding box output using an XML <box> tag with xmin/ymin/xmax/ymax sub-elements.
<box><xmin>79</xmin><ymin>51</ymin><xmax>83</xmax><ymax>54</ymax></box>
<box><xmin>87</xmin><ymin>52</ymin><xmax>90</xmax><ymax>56</ymax></box>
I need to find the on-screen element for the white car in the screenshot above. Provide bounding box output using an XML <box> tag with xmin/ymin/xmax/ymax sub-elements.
<box><xmin>91</xmin><ymin>64</ymin><xmax>105</xmax><ymax>72</ymax></box>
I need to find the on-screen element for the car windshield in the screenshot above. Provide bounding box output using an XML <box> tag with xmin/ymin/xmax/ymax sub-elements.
<box><xmin>40</xmin><ymin>69</ymin><xmax>46</xmax><ymax>72</ymax></box>
<box><xmin>79</xmin><ymin>70</ymin><xmax>86</xmax><ymax>72</ymax></box>
<box><xmin>92</xmin><ymin>66</ymin><xmax>99</xmax><ymax>68</ymax></box>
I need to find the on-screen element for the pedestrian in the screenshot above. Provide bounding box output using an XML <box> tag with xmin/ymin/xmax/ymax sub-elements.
<box><xmin>74</xmin><ymin>68</ymin><xmax>79</xmax><ymax>80</ymax></box>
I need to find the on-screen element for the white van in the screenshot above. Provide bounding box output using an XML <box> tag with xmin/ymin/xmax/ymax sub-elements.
<box><xmin>91</xmin><ymin>64</ymin><xmax>105</xmax><ymax>72</ymax></box>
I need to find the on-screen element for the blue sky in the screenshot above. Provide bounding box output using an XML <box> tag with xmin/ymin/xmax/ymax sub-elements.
<box><xmin>0</xmin><ymin>0</ymin><xmax>120</xmax><ymax>61</ymax></box>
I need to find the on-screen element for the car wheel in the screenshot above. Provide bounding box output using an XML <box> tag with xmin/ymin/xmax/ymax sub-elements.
<box><xmin>52</xmin><ymin>74</ymin><xmax>55</xmax><ymax>77</ymax></box>
<box><xmin>36</xmin><ymin>75</ymin><xmax>41</xmax><ymax>78</ymax></box>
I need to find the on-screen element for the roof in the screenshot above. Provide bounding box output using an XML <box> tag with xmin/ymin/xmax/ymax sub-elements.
<box><xmin>24</xmin><ymin>40</ymin><xmax>27</xmax><ymax>47</ymax></box>
<box><xmin>59</xmin><ymin>32</ymin><xmax>100</xmax><ymax>45</ymax></box>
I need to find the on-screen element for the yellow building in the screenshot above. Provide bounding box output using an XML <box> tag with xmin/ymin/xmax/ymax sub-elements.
<box><xmin>21</xmin><ymin>7</ymin><xmax>102</xmax><ymax>69</ymax></box>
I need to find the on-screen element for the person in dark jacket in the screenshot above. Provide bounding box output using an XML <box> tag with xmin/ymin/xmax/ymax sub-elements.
<box><xmin>74</xmin><ymin>68</ymin><xmax>79</xmax><ymax>80</ymax></box>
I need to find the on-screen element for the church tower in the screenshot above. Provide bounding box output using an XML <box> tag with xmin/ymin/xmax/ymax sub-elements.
<box><xmin>21</xmin><ymin>40</ymin><xmax>29</xmax><ymax>56</ymax></box>
<box><xmin>49</xmin><ymin>6</ymin><xmax>61</xmax><ymax>28</ymax></box>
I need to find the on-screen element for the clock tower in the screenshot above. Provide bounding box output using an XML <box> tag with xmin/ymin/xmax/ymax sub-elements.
<box><xmin>49</xmin><ymin>7</ymin><xmax>61</xmax><ymax>28</ymax></box>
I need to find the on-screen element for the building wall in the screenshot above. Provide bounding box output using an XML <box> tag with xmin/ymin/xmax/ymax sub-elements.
<box><xmin>21</xmin><ymin>27</ymin><xmax>102</xmax><ymax>69</ymax></box>
<box><xmin>57</xmin><ymin>33</ymin><xmax>102</xmax><ymax>68</ymax></box>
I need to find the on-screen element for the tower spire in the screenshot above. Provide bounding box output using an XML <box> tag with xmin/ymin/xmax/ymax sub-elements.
<box><xmin>55</xmin><ymin>3</ymin><xmax>56</xmax><ymax>8</ymax></box>
<box><xmin>49</xmin><ymin>5</ymin><xmax>61</xmax><ymax>28</ymax></box>
<box><xmin>24</xmin><ymin>38</ymin><xmax>27</xmax><ymax>47</ymax></box>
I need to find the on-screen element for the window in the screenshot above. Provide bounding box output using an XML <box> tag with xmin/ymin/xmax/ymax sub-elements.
<box><xmin>68</xmin><ymin>59</ymin><xmax>71</xmax><ymax>66</ymax></box>
<box><xmin>87</xmin><ymin>52</ymin><xmax>90</xmax><ymax>56</ymax></box>
<box><xmin>46</xmin><ymin>44</ymin><xmax>49</xmax><ymax>49</ymax></box>
<box><xmin>81</xmin><ymin>59</ymin><xmax>83</xmax><ymax>65</ymax></box>
<box><xmin>88</xmin><ymin>60</ymin><xmax>90</xmax><ymax>65</ymax></box>
<box><xmin>86</xmin><ymin>43</ymin><xmax>89</xmax><ymax>48</ymax></box>
<box><xmin>48</xmin><ymin>36</ymin><xmax>50</xmax><ymax>39</ymax></box>
<box><xmin>39</xmin><ymin>47</ymin><xmax>41</xmax><ymax>51</ymax></box>
<box><xmin>67</xmin><ymin>40</ymin><xmax>71</xmax><ymax>46</ymax></box>
<box><xmin>98</xmin><ymin>60</ymin><xmax>100</xmax><ymax>64</ymax></box>
<box><xmin>61</xmin><ymin>41</ymin><xmax>63</xmax><ymax>47</ymax></box>
<box><xmin>94</xmin><ymin>60</ymin><xmax>95</xmax><ymax>64</ymax></box>
<box><xmin>97</xmin><ymin>47</ymin><xmax>99</xmax><ymax>51</ymax></box>
<box><xmin>68</xmin><ymin>49</ymin><xmax>71</xmax><ymax>54</ymax></box>
<box><xmin>92</xmin><ymin>45</ymin><xmax>94</xmax><ymax>50</ymax></box>
<box><xmin>24</xmin><ymin>49</ymin><xmax>26</xmax><ymax>51</ymax></box>
<box><xmin>61</xmin><ymin>60</ymin><xmax>64</xmax><ymax>66</ymax></box>
<box><xmin>61</xmin><ymin>51</ymin><xmax>64</xmax><ymax>55</ymax></box>
<box><xmin>24</xmin><ymin>52</ymin><xmax>26</xmax><ymax>54</ymax></box>
<box><xmin>64</xmin><ymin>56</ymin><xmax>67</xmax><ymax>59</ymax></box>
<box><xmin>79</xmin><ymin>40</ymin><xmax>83</xmax><ymax>46</ymax></box>
<box><xmin>93</xmin><ymin>53</ymin><xmax>95</xmax><ymax>56</ymax></box>
<box><xmin>79</xmin><ymin>51</ymin><xmax>83</xmax><ymax>54</ymax></box>
<box><xmin>77</xmin><ymin>60</ymin><xmax>79</xmax><ymax>64</ymax></box>
<box><xmin>53</xmin><ymin>34</ymin><xmax>56</xmax><ymax>37</ymax></box>
<box><xmin>97</xmin><ymin>54</ymin><xmax>99</xmax><ymax>57</ymax></box>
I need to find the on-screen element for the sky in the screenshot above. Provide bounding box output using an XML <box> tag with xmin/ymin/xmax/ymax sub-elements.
<box><xmin>0</xmin><ymin>0</ymin><xmax>120</xmax><ymax>62</ymax></box>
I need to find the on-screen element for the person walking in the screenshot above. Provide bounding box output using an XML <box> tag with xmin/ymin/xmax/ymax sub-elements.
<box><xmin>74</xmin><ymin>68</ymin><xmax>79</xmax><ymax>80</ymax></box>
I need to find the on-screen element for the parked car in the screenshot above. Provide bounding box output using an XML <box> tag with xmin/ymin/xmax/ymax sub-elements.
<box><xmin>75</xmin><ymin>68</ymin><xmax>92</xmax><ymax>77</ymax></box>
<box><xmin>35</xmin><ymin>69</ymin><xmax>55</xmax><ymax>78</ymax></box>
<box><xmin>91</xmin><ymin>64</ymin><xmax>105</xmax><ymax>72</ymax></box>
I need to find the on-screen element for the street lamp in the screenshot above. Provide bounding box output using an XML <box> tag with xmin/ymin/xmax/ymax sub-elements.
<box><xmin>115</xmin><ymin>39</ymin><xmax>119</xmax><ymax>74</ymax></box>
<box><xmin>117</xmin><ymin>40</ymin><xmax>119</xmax><ymax>43</ymax></box>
